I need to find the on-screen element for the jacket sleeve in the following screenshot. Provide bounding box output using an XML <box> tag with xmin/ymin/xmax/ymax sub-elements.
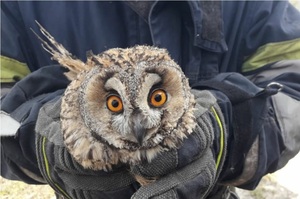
<box><xmin>0</xmin><ymin>66</ymin><xmax>70</xmax><ymax>184</ymax></box>
<box><xmin>1</xmin><ymin>1</ymin><xmax>33</xmax><ymax>83</ymax></box>
<box><xmin>1</xmin><ymin>1</ymin><xmax>70</xmax><ymax>184</ymax></box>
<box><xmin>195</xmin><ymin>0</ymin><xmax>300</xmax><ymax>190</ymax></box>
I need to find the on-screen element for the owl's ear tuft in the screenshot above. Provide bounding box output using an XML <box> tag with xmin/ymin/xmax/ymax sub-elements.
<box><xmin>31</xmin><ymin>20</ymin><xmax>91</xmax><ymax>80</ymax></box>
<box><xmin>86</xmin><ymin>50</ymin><xmax>104</xmax><ymax>67</ymax></box>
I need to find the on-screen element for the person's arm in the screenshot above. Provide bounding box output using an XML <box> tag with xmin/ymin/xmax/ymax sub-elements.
<box><xmin>196</xmin><ymin>0</ymin><xmax>300</xmax><ymax>190</ymax></box>
<box><xmin>0</xmin><ymin>2</ymin><xmax>70</xmax><ymax>184</ymax></box>
<box><xmin>1</xmin><ymin>66</ymin><xmax>70</xmax><ymax>184</ymax></box>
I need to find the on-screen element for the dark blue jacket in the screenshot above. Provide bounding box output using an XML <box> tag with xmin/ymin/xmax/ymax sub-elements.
<box><xmin>1</xmin><ymin>1</ymin><xmax>300</xmax><ymax>198</ymax></box>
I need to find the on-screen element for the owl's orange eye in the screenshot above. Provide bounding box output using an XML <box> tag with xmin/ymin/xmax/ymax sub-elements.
<box><xmin>106</xmin><ymin>95</ymin><xmax>123</xmax><ymax>113</ymax></box>
<box><xmin>149</xmin><ymin>89</ymin><xmax>167</xmax><ymax>107</ymax></box>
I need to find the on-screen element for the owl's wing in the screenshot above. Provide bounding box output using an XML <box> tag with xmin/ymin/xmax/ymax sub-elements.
<box><xmin>32</xmin><ymin>21</ymin><xmax>92</xmax><ymax>80</ymax></box>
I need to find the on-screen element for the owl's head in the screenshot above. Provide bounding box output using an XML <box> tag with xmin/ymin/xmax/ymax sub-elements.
<box><xmin>34</xmin><ymin>22</ymin><xmax>195</xmax><ymax>170</ymax></box>
<box><xmin>61</xmin><ymin>46</ymin><xmax>196</xmax><ymax>170</ymax></box>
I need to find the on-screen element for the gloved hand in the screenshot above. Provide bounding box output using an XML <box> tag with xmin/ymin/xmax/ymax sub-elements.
<box><xmin>130</xmin><ymin>90</ymin><xmax>227</xmax><ymax>199</ymax></box>
<box><xmin>35</xmin><ymin>88</ymin><xmax>227</xmax><ymax>199</ymax></box>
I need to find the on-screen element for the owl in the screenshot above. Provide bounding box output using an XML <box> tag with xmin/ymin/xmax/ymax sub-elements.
<box><xmin>34</xmin><ymin>21</ymin><xmax>196</xmax><ymax>184</ymax></box>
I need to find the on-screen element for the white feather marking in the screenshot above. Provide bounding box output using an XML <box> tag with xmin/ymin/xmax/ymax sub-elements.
<box><xmin>112</xmin><ymin>114</ymin><xmax>131</xmax><ymax>136</ymax></box>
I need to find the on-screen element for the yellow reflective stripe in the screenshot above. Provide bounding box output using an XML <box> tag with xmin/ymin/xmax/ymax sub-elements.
<box><xmin>211</xmin><ymin>107</ymin><xmax>225</xmax><ymax>169</ymax></box>
<box><xmin>1</xmin><ymin>55</ymin><xmax>31</xmax><ymax>82</ymax></box>
<box><xmin>42</xmin><ymin>137</ymin><xmax>71</xmax><ymax>199</ymax></box>
<box><xmin>242</xmin><ymin>38</ymin><xmax>300</xmax><ymax>72</ymax></box>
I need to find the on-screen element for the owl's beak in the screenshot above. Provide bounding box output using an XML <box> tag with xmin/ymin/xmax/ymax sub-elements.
<box><xmin>133</xmin><ymin>120</ymin><xmax>146</xmax><ymax>146</ymax></box>
<box><xmin>132</xmin><ymin>109</ymin><xmax>146</xmax><ymax>146</ymax></box>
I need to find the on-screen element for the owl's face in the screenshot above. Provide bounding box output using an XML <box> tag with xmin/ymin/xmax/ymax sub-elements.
<box><xmin>61</xmin><ymin>46</ymin><xmax>195</xmax><ymax>169</ymax></box>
